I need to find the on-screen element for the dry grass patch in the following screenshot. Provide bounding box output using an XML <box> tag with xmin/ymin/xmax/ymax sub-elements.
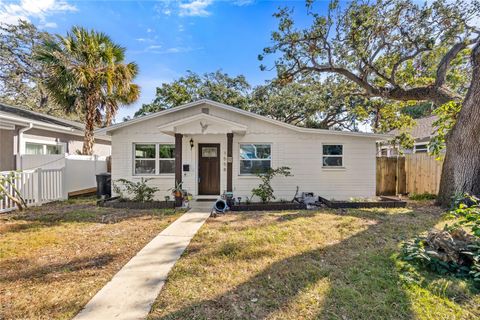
<box><xmin>0</xmin><ymin>197</ymin><xmax>184</xmax><ymax>320</ymax></box>
<box><xmin>149</xmin><ymin>205</ymin><xmax>479</xmax><ymax>320</ymax></box>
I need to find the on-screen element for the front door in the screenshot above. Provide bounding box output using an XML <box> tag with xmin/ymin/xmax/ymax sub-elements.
<box><xmin>198</xmin><ymin>144</ymin><xmax>220</xmax><ymax>195</ymax></box>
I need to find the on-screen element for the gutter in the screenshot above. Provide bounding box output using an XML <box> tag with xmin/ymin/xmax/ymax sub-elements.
<box><xmin>0</xmin><ymin>113</ymin><xmax>74</xmax><ymax>132</ymax></box>
<box><xmin>16</xmin><ymin>123</ymin><xmax>33</xmax><ymax>170</ymax></box>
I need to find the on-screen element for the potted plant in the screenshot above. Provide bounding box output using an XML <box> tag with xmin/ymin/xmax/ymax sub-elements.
<box><xmin>169</xmin><ymin>181</ymin><xmax>184</xmax><ymax>198</ymax></box>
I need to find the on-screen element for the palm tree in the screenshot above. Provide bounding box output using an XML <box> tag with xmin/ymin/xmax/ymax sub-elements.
<box><xmin>37</xmin><ymin>27</ymin><xmax>139</xmax><ymax>155</ymax></box>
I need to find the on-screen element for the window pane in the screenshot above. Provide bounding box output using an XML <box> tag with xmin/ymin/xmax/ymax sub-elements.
<box><xmin>323</xmin><ymin>156</ymin><xmax>343</xmax><ymax>167</ymax></box>
<box><xmin>202</xmin><ymin>147</ymin><xmax>217</xmax><ymax>158</ymax></box>
<box><xmin>46</xmin><ymin>145</ymin><xmax>62</xmax><ymax>155</ymax></box>
<box><xmin>135</xmin><ymin>160</ymin><xmax>155</xmax><ymax>174</ymax></box>
<box><xmin>240</xmin><ymin>144</ymin><xmax>271</xmax><ymax>160</ymax></box>
<box><xmin>323</xmin><ymin>145</ymin><xmax>343</xmax><ymax>155</ymax></box>
<box><xmin>159</xmin><ymin>144</ymin><xmax>175</xmax><ymax>158</ymax></box>
<box><xmin>135</xmin><ymin>144</ymin><xmax>155</xmax><ymax>158</ymax></box>
<box><xmin>25</xmin><ymin>143</ymin><xmax>43</xmax><ymax>155</ymax></box>
<box><xmin>415</xmin><ymin>144</ymin><xmax>428</xmax><ymax>153</ymax></box>
<box><xmin>240</xmin><ymin>160</ymin><xmax>271</xmax><ymax>174</ymax></box>
<box><xmin>159</xmin><ymin>159</ymin><xmax>175</xmax><ymax>174</ymax></box>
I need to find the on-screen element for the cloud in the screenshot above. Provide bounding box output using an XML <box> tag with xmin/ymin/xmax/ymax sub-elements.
<box><xmin>155</xmin><ymin>0</ymin><xmax>213</xmax><ymax>18</ymax></box>
<box><xmin>41</xmin><ymin>21</ymin><xmax>57</xmax><ymax>28</ymax></box>
<box><xmin>147</xmin><ymin>44</ymin><xmax>163</xmax><ymax>50</ymax></box>
<box><xmin>136</xmin><ymin>37</ymin><xmax>156</xmax><ymax>43</ymax></box>
<box><xmin>0</xmin><ymin>0</ymin><xmax>77</xmax><ymax>25</ymax></box>
<box><xmin>179</xmin><ymin>0</ymin><xmax>213</xmax><ymax>17</ymax></box>
<box><xmin>233</xmin><ymin>0</ymin><xmax>254</xmax><ymax>6</ymax></box>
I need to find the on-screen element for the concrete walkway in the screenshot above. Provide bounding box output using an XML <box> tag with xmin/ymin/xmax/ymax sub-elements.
<box><xmin>74</xmin><ymin>204</ymin><xmax>212</xmax><ymax>320</ymax></box>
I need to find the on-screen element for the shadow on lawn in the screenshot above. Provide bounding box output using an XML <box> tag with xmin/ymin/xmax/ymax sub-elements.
<box><xmin>151</xmin><ymin>207</ymin><xmax>442</xmax><ymax>320</ymax></box>
<box><xmin>0</xmin><ymin>253</ymin><xmax>117</xmax><ymax>283</ymax></box>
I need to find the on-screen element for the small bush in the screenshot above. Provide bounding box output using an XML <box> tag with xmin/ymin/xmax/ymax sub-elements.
<box><xmin>113</xmin><ymin>178</ymin><xmax>159</xmax><ymax>202</ymax></box>
<box><xmin>409</xmin><ymin>193</ymin><xmax>437</xmax><ymax>201</ymax></box>
<box><xmin>251</xmin><ymin>167</ymin><xmax>291</xmax><ymax>203</ymax></box>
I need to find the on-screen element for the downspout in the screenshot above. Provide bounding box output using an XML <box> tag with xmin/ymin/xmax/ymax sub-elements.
<box><xmin>16</xmin><ymin>123</ymin><xmax>33</xmax><ymax>170</ymax></box>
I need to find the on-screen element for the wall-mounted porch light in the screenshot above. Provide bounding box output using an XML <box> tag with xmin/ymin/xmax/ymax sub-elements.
<box><xmin>189</xmin><ymin>138</ymin><xmax>194</xmax><ymax>149</ymax></box>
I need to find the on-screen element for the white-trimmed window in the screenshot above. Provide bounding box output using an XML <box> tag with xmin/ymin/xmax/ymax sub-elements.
<box><xmin>25</xmin><ymin>142</ymin><xmax>64</xmax><ymax>155</ymax></box>
<box><xmin>134</xmin><ymin>143</ymin><xmax>175</xmax><ymax>175</ymax></box>
<box><xmin>239</xmin><ymin>143</ymin><xmax>271</xmax><ymax>174</ymax></box>
<box><xmin>414</xmin><ymin>143</ymin><xmax>428</xmax><ymax>153</ymax></box>
<box><xmin>322</xmin><ymin>144</ymin><xmax>343</xmax><ymax>167</ymax></box>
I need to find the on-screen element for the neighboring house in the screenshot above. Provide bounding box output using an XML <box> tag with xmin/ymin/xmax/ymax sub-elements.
<box><xmin>0</xmin><ymin>103</ymin><xmax>111</xmax><ymax>171</ymax></box>
<box><xmin>378</xmin><ymin>115</ymin><xmax>438</xmax><ymax>157</ymax></box>
<box><xmin>98</xmin><ymin>99</ymin><xmax>389</xmax><ymax>201</ymax></box>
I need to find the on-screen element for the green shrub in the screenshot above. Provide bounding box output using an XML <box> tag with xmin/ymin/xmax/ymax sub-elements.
<box><xmin>113</xmin><ymin>178</ymin><xmax>159</xmax><ymax>202</ymax></box>
<box><xmin>446</xmin><ymin>193</ymin><xmax>480</xmax><ymax>237</ymax></box>
<box><xmin>409</xmin><ymin>193</ymin><xmax>437</xmax><ymax>201</ymax></box>
<box><xmin>251</xmin><ymin>167</ymin><xmax>291</xmax><ymax>203</ymax></box>
<box><xmin>400</xmin><ymin>193</ymin><xmax>480</xmax><ymax>285</ymax></box>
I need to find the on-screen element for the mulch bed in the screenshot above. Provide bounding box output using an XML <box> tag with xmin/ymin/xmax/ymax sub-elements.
<box><xmin>230</xmin><ymin>202</ymin><xmax>307</xmax><ymax>211</ymax></box>
<box><xmin>318</xmin><ymin>196</ymin><xmax>406</xmax><ymax>209</ymax></box>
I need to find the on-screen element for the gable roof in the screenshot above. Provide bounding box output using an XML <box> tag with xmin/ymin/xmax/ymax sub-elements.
<box><xmin>0</xmin><ymin>103</ymin><xmax>83</xmax><ymax>130</ymax></box>
<box><xmin>97</xmin><ymin>99</ymin><xmax>391</xmax><ymax>140</ymax></box>
<box><xmin>389</xmin><ymin>116</ymin><xmax>438</xmax><ymax>141</ymax></box>
<box><xmin>0</xmin><ymin>102</ymin><xmax>111</xmax><ymax>140</ymax></box>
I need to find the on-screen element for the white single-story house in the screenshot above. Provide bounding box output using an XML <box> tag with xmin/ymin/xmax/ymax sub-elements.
<box><xmin>98</xmin><ymin>99</ymin><xmax>390</xmax><ymax>203</ymax></box>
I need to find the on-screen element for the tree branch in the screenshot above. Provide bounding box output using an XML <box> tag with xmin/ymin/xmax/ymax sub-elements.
<box><xmin>435</xmin><ymin>41</ymin><xmax>470</xmax><ymax>88</ymax></box>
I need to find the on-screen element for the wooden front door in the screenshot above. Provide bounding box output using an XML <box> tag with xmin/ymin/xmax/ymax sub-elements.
<box><xmin>198</xmin><ymin>144</ymin><xmax>220</xmax><ymax>195</ymax></box>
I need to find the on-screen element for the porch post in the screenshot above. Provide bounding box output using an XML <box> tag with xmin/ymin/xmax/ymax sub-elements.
<box><xmin>227</xmin><ymin>133</ymin><xmax>233</xmax><ymax>192</ymax></box>
<box><xmin>175</xmin><ymin>133</ymin><xmax>183</xmax><ymax>207</ymax></box>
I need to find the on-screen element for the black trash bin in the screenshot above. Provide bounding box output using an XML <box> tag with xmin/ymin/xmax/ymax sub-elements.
<box><xmin>96</xmin><ymin>173</ymin><xmax>111</xmax><ymax>198</ymax></box>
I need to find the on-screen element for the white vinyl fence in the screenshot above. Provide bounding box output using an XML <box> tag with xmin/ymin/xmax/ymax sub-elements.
<box><xmin>20</xmin><ymin>154</ymin><xmax>108</xmax><ymax>195</ymax></box>
<box><xmin>1</xmin><ymin>155</ymin><xmax>108</xmax><ymax>213</ymax></box>
<box><xmin>0</xmin><ymin>168</ymin><xmax>66</xmax><ymax>213</ymax></box>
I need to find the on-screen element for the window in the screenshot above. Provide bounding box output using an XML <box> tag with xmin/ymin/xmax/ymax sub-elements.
<box><xmin>201</xmin><ymin>147</ymin><xmax>217</xmax><ymax>158</ymax></box>
<box><xmin>322</xmin><ymin>144</ymin><xmax>343</xmax><ymax>167</ymax></box>
<box><xmin>158</xmin><ymin>144</ymin><xmax>175</xmax><ymax>174</ymax></box>
<box><xmin>414</xmin><ymin>143</ymin><xmax>428</xmax><ymax>153</ymax></box>
<box><xmin>240</xmin><ymin>144</ymin><xmax>271</xmax><ymax>174</ymax></box>
<box><xmin>25</xmin><ymin>142</ymin><xmax>64</xmax><ymax>155</ymax></box>
<box><xmin>134</xmin><ymin>143</ymin><xmax>175</xmax><ymax>175</ymax></box>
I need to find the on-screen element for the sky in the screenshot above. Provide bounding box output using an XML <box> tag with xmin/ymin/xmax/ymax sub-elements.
<box><xmin>0</xmin><ymin>0</ymin><xmax>325</xmax><ymax>122</ymax></box>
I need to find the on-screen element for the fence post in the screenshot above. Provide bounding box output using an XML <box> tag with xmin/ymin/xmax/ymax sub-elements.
<box><xmin>93</xmin><ymin>154</ymin><xmax>98</xmax><ymax>174</ymax></box>
<box><xmin>35</xmin><ymin>168</ymin><xmax>42</xmax><ymax>205</ymax></box>
<box><xmin>61</xmin><ymin>165</ymin><xmax>68</xmax><ymax>200</ymax></box>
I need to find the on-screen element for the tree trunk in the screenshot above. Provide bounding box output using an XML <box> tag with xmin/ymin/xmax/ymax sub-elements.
<box><xmin>437</xmin><ymin>42</ymin><xmax>480</xmax><ymax>206</ymax></box>
<box><xmin>82</xmin><ymin>106</ymin><xmax>96</xmax><ymax>155</ymax></box>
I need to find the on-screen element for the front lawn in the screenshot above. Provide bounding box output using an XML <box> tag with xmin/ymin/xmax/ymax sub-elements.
<box><xmin>149</xmin><ymin>204</ymin><xmax>480</xmax><ymax>319</ymax></box>
<box><xmin>0</xmin><ymin>197</ymin><xmax>183</xmax><ymax>320</ymax></box>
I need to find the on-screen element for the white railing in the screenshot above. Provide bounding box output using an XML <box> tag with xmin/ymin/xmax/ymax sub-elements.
<box><xmin>0</xmin><ymin>168</ymin><xmax>66</xmax><ymax>213</ymax></box>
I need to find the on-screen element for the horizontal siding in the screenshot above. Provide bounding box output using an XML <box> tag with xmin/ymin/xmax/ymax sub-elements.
<box><xmin>111</xmin><ymin>103</ymin><xmax>377</xmax><ymax>200</ymax></box>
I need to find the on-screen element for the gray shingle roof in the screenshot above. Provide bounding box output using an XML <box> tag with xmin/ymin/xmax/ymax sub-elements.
<box><xmin>0</xmin><ymin>103</ymin><xmax>83</xmax><ymax>130</ymax></box>
<box><xmin>389</xmin><ymin>115</ymin><xmax>438</xmax><ymax>140</ymax></box>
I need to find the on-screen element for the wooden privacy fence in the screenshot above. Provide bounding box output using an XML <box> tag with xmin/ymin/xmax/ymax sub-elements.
<box><xmin>376</xmin><ymin>154</ymin><xmax>444</xmax><ymax>196</ymax></box>
<box><xmin>0</xmin><ymin>168</ymin><xmax>66</xmax><ymax>213</ymax></box>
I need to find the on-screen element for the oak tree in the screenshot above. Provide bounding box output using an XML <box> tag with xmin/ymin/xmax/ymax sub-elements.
<box><xmin>261</xmin><ymin>0</ymin><xmax>480</xmax><ymax>206</ymax></box>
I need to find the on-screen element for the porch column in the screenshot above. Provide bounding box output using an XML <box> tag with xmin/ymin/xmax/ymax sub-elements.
<box><xmin>227</xmin><ymin>133</ymin><xmax>233</xmax><ymax>192</ymax></box>
<box><xmin>175</xmin><ymin>133</ymin><xmax>183</xmax><ymax>207</ymax></box>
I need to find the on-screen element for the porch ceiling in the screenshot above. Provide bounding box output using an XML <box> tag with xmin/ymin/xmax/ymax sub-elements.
<box><xmin>158</xmin><ymin>113</ymin><xmax>247</xmax><ymax>136</ymax></box>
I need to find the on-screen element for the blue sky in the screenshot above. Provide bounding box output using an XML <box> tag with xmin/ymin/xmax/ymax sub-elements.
<box><xmin>0</xmin><ymin>0</ymin><xmax>325</xmax><ymax>121</ymax></box>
